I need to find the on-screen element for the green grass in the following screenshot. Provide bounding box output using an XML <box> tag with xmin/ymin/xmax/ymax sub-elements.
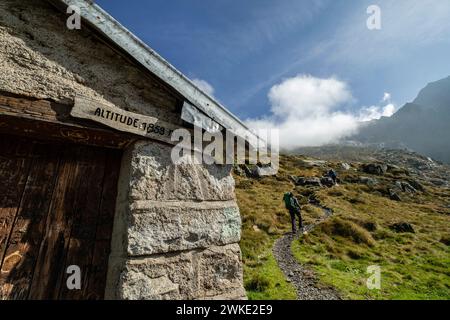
<box><xmin>245</xmin><ymin>249</ymin><xmax>297</xmax><ymax>300</ymax></box>
<box><xmin>290</xmin><ymin>176</ymin><xmax>450</xmax><ymax>300</ymax></box>
<box><xmin>235</xmin><ymin>154</ymin><xmax>450</xmax><ymax>300</ymax></box>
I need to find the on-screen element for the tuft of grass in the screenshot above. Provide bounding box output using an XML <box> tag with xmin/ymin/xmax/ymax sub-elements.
<box><xmin>319</xmin><ymin>217</ymin><xmax>376</xmax><ymax>247</ymax></box>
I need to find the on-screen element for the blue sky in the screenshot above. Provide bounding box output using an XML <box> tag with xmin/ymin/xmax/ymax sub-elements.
<box><xmin>97</xmin><ymin>0</ymin><xmax>450</xmax><ymax>146</ymax></box>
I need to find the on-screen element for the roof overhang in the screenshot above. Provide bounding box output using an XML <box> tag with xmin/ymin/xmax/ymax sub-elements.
<box><xmin>48</xmin><ymin>0</ymin><xmax>262</xmax><ymax>147</ymax></box>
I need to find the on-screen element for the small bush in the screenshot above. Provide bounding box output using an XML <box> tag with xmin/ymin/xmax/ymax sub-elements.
<box><xmin>361</xmin><ymin>221</ymin><xmax>378</xmax><ymax>232</ymax></box>
<box><xmin>320</xmin><ymin>217</ymin><xmax>376</xmax><ymax>246</ymax></box>
<box><xmin>440</xmin><ymin>235</ymin><xmax>450</xmax><ymax>246</ymax></box>
<box><xmin>245</xmin><ymin>274</ymin><xmax>270</xmax><ymax>292</ymax></box>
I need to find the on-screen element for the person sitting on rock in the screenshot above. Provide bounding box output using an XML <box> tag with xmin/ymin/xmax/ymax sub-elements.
<box><xmin>283</xmin><ymin>192</ymin><xmax>303</xmax><ymax>234</ymax></box>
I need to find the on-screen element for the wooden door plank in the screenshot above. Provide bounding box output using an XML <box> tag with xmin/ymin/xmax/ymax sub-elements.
<box><xmin>85</xmin><ymin>149</ymin><xmax>122</xmax><ymax>299</ymax></box>
<box><xmin>58</xmin><ymin>147</ymin><xmax>107</xmax><ymax>300</ymax></box>
<box><xmin>0</xmin><ymin>139</ymin><xmax>34</xmax><ymax>272</ymax></box>
<box><xmin>0</xmin><ymin>144</ymin><xmax>60</xmax><ymax>299</ymax></box>
<box><xmin>27</xmin><ymin>145</ymin><xmax>84</xmax><ymax>300</ymax></box>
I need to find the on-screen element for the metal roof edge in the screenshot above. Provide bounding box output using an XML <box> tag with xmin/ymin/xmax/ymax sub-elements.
<box><xmin>51</xmin><ymin>0</ymin><xmax>260</xmax><ymax>143</ymax></box>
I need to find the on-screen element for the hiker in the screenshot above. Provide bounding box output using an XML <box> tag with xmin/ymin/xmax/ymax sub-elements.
<box><xmin>328</xmin><ymin>169</ymin><xmax>338</xmax><ymax>185</ymax></box>
<box><xmin>283</xmin><ymin>192</ymin><xmax>303</xmax><ymax>234</ymax></box>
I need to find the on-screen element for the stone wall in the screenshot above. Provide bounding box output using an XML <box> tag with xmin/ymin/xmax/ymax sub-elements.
<box><xmin>0</xmin><ymin>0</ymin><xmax>181</xmax><ymax>125</ymax></box>
<box><xmin>105</xmin><ymin>141</ymin><xmax>246</xmax><ymax>300</ymax></box>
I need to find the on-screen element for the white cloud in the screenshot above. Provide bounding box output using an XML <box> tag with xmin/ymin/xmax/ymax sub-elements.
<box><xmin>358</xmin><ymin>103</ymin><xmax>396</xmax><ymax>122</ymax></box>
<box><xmin>358</xmin><ymin>92</ymin><xmax>397</xmax><ymax>122</ymax></box>
<box><xmin>192</xmin><ymin>78</ymin><xmax>215</xmax><ymax>97</ymax></box>
<box><xmin>268</xmin><ymin>75</ymin><xmax>353</xmax><ymax>118</ymax></box>
<box><xmin>245</xmin><ymin>75</ymin><xmax>396</xmax><ymax>149</ymax></box>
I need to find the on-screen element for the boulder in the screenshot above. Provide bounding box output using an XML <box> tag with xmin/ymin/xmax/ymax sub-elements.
<box><xmin>320</xmin><ymin>177</ymin><xmax>335</xmax><ymax>188</ymax></box>
<box><xmin>252</xmin><ymin>165</ymin><xmax>278</xmax><ymax>177</ymax></box>
<box><xmin>359</xmin><ymin>176</ymin><xmax>378</xmax><ymax>186</ymax></box>
<box><xmin>390</xmin><ymin>222</ymin><xmax>415</xmax><ymax>234</ymax></box>
<box><xmin>241</xmin><ymin>165</ymin><xmax>253</xmax><ymax>177</ymax></box>
<box><xmin>294</xmin><ymin>177</ymin><xmax>323</xmax><ymax>188</ymax></box>
<box><xmin>395</xmin><ymin>181</ymin><xmax>417</xmax><ymax>194</ymax></box>
<box><xmin>389</xmin><ymin>189</ymin><xmax>402</xmax><ymax>201</ymax></box>
<box><xmin>361</xmin><ymin>163</ymin><xmax>388</xmax><ymax>176</ymax></box>
<box><xmin>408</xmin><ymin>179</ymin><xmax>424</xmax><ymax>192</ymax></box>
<box><xmin>340</xmin><ymin>163</ymin><xmax>351</xmax><ymax>171</ymax></box>
<box><xmin>233</xmin><ymin>165</ymin><xmax>244</xmax><ymax>176</ymax></box>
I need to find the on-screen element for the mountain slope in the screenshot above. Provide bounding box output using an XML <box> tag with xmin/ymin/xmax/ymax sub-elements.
<box><xmin>354</xmin><ymin>76</ymin><xmax>450</xmax><ymax>163</ymax></box>
<box><xmin>235</xmin><ymin>149</ymin><xmax>450</xmax><ymax>300</ymax></box>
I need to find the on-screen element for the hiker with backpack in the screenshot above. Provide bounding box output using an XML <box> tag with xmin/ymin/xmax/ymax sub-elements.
<box><xmin>283</xmin><ymin>192</ymin><xmax>303</xmax><ymax>234</ymax></box>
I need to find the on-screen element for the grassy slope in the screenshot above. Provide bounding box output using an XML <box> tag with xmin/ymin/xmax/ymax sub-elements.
<box><xmin>235</xmin><ymin>155</ymin><xmax>450</xmax><ymax>300</ymax></box>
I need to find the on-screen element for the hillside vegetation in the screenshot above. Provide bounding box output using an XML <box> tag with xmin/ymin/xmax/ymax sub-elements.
<box><xmin>235</xmin><ymin>149</ymin><xmax>450</xmax><ymax>300</ymax></box>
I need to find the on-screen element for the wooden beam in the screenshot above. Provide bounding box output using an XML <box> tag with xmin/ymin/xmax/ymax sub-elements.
<box><xmin>0</xmin><ymin>94</ymin><xmax>137</xmax><ymax>149</ymax></box>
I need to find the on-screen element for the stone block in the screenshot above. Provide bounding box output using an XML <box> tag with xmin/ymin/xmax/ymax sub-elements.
<box><xmin>127</xmin><ymin>202</ymin><xmax>241</xmax><ymax>255</ymax></box>
<box><xmin>129</xmin><ymin>142</ymin><xmax>236</xmax><ymax>201</ymax></box>
<box><xmin>119</xmin><ymin>244</ymin><xmax>245</xmax><ymax>300</ymax></box>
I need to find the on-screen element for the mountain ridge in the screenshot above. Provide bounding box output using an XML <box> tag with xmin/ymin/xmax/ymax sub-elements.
<box><xmin>350</xmin><ymin>76</ymin><xmax>450</xmax><ymax>163</ymax></box>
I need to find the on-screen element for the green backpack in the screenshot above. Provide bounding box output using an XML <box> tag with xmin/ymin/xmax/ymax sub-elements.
<box><xmin>283</xmin><ymin>193</ymin><xmax>292</xmax><ymax>209</ymax></box>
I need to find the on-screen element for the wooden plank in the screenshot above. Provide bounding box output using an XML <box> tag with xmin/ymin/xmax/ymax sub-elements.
<box><xmin>85</xmin><ymin>149</ymin><xmax>122</xmax><ymax>299</ymax></box>
<box><xmin>27</xmin><ymin>145</ymin><xmax>84</xmax><ymax>300</ymax></box>
<box><xmin>0</xmin><ymin>143</ymin><xmax>60</xmax><ymax>299</ymax></box>
<box><xmin>58</xmin><ymin>147</ymin><xmax>107</xmax><ymax>300</ymax></box>
<box><xmin>0</xmin><ymin>139</ymin><xmax>33</xmax><ymax>272</ymax></box>
<box><xmin>0</xmin><ymin>114</ymin><xmax>135</xmax><ymax>150</ymax></box>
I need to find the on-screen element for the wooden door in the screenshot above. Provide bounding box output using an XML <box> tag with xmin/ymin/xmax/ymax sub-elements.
<box><xmin>0</xmin><ymin>134</ymin><xmax>122</xmax><ymax>300</ymax></box>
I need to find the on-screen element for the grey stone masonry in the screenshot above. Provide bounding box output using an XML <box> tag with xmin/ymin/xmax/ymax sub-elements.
<box><xmin>105</xmin><ymin>141</ymin><xmax>246</xmax><ymax>300</ymax></box>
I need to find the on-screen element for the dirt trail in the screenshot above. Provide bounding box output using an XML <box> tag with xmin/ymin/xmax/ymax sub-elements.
<box><xmin>273</xmin><ymin>204</ymin><xmax>341</xmax><ymax>300</ymax></box>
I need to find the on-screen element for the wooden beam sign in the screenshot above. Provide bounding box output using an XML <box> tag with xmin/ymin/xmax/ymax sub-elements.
<box><xmin>71</xmin><ymin>96</ymin><xmax>179</xmax><ymax>144</ymax></box>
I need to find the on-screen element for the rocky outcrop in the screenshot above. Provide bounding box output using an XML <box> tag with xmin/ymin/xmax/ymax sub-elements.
<box><xmin>359</xmin><ymin>176</ymin><xmax>378</xmax><ymax>186</ymax></box>
<box><xmin>292</xmin><ymin>177</ymin><xmax>323</xmax><ymax>187</ymax></box>
<box><xmin>361</xmin><ymin>163</ymin><xmax>388</xmax><ymax>176</ymax></box>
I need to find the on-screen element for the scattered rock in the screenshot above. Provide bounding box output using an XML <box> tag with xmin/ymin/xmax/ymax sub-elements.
<box><xmin>300</xmin><ymin>159</ymin><xmax>328</xmax><ymax>168</ymax></box>
<box><xmin>293</xmin><ymin>177</ymin><xmax>323</xmax><ymax>188</ymax></box>
<box><xmin>320</xmin><ymin>177</ymin><xmax>335</xmax><ymax>188</ymax></box>
<box><xmin>340</xmin><ymin>163</ymin><xmax>351</xmax><ymax>171</ymax></box>
<box><xmin>359</xmin><ymin>176</ymin><xmax>378</xmax><ymax>186</ymax></box>
<box><xmin>252</xmin><ymin>165</ymin><xmax>278</xmax><ymax>177</ymax></box>
<box><xmin>408</xmin><ymin>179</ymin><xmax>424</xmax><ymax>192</ymax></box>
<box><xmin>233</xmin><ymin>165</ymin><xmax>244</xmax><ymax>176</ymax></box>
<box><xmin>389</xmin><ymin>189</ymin><xmax>402</xmax><ymax>201</ymax></box>
<box><xmin>390</xmin><ymin>222</ymin><xmax>415</xmax><ymax>233</ymax></box>
<box><xmin>361</xmin><ymin>163</ymin><xmax>388</xmax><ymax>176</ymax></box>
<box><xmin>395</xmin><ymin>181</ymin><xmax>417</xmax><ymax>194</ymax></box>
<box><xmin>241</xmin><ymin>165</ymin><xmax>253</xmax><ymax>177</ymax></box>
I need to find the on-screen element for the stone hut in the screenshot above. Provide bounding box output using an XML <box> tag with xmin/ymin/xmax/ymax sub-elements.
<box><xmin>0</xmin><ymin>0</ymin><xmax>256</xmax><ymax>299</ymax></box>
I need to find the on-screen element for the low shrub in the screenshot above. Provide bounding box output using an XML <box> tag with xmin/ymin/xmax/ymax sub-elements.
<box><xmin>320</xmin><ymin>217</ymin><xmax>376</xmax><ymax>246</ymax></box>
